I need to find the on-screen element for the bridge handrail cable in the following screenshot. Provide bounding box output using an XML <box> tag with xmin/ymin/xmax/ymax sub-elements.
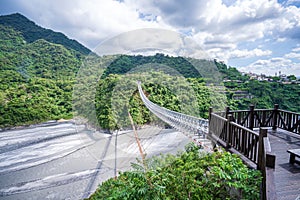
<box><xmin>137</xmin><ymin>82</ymin><xmax>208</xmax><ymax>136</ymax></box>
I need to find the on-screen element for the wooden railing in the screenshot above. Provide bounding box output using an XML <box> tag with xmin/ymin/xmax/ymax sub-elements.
<box><xmin>209</xmin><ymin>107</ymin><xmax>278</xmax><ymax>200</ymax></box>
<box><xmin>216</xmin><ymin>104</ymin><xmax>300</xmax><ymax>135</ymax></box>
<box><xmin>277</xmin><ymin>109</ymin><xmax>300</xmax><ymax>133</ymax></box>
<box><xmin>209</xmin><ymin>112</ymin><xmax>261</xmax><ymax>167</ymax></box>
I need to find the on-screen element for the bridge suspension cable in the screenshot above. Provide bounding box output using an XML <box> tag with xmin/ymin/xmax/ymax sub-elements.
<box><xmin>137</xmin><ymin>81</ymin><xmax>209</xmax><ymax>139</ymax></box>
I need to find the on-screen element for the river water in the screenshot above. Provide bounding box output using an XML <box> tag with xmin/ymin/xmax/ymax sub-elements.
<box><xmin>0</xmin><ymin>122</ymin><xmax>189</xmax><ymax>200</ymax></box>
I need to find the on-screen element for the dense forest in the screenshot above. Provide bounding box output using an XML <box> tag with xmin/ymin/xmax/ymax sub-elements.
<box><xmin>0</xmin><ymin>23</ymin><xmax>81</xmax><ymax>127</ymax></box>
<box><xmin>0</xmin><ymin>13</ymin><xmax>299</xmax><ymax>130</ymax></box>
<box><xmin>101</xmin><ymin>54</ymin><xmax>201</xmax><ymax>78</ymax></box>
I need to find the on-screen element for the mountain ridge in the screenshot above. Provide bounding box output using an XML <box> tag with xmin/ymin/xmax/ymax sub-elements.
<box><xmin>0</xmin><ymin>13</ymin><xmax>91</xmax><ymax>55</ymax></box>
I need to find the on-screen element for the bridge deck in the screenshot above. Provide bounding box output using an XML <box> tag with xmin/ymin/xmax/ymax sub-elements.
<box><xmin>268</xmin><ymin>128</ymin><xmax>300</xmax><ymax>200</ymax></box>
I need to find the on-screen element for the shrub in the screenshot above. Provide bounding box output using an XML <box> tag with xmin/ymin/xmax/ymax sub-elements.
<box><xmin>88</xmin><ymin>143</ymin><xmax>261</xmax><ymax>200</ymax></box>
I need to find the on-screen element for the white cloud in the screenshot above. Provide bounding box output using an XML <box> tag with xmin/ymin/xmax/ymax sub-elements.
<box><xmin>240</xmin><ymin>57</ymin><xmax>300</xmax><ymax>76</ymax></box>
<box><xmin>276</xmin><ymin>38</ymin><xmax>287</xmax><ymax>42</ymax></box>
<box><xmin>15</xmin><ymin>0</ymin><xmax>172</xmax><ymax>48</ymax></box>
<box><xmin>230</xmin><ymin>48</ymin><xmax>272</xmax><ymax>59</ymax></box>
<box><xmin>205</xmin><ymin>47</ymin><xmax>272</xmax><ymax>64</ymax></box>
<box><xmin>94</xmin><ymin>29</ymin><xmax>210</xmax><ymax>60</ymax></box>
<box><xmin>285</xmin><ymin>52</ymin><xmax>300</xmax><ymax>59</ymax></box>
<box><xmin>292</xmin><ymin>47</ymin><xmax>300</xmax><ymax>52</ymax></box>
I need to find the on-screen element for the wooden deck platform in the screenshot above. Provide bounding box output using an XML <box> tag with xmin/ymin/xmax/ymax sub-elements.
<box><xmin>268</xmin><ymin>128</ymin><xmax>300</xmax><ymax>200</ymax></box>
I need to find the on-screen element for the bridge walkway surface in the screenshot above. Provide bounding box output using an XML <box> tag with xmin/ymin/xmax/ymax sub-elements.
<box><xmin>267</xmin><ymin>128</ymin><xmax>300</xmax><ymax>200</ymax></box>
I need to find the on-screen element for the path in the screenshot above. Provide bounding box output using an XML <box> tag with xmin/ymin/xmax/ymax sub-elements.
<box><xmin>268</xmin><ymin>129</ymin><xmax>300</xmax><ymax>200</ymax></box>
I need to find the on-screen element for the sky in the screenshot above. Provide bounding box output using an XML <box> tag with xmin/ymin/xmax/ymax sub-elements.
<box><xmin>1</xmin><ymin>0</ymin><xmax>300</xmax><ymax>76</ymax></box>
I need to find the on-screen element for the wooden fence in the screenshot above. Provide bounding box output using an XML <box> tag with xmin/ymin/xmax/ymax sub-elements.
<box><xmin>209</xmin><ymin>112</ymin><xmax>271</xmax><ymax>168</ymax></box>
<box><xmin>208</xmin><ymin>105</ymin><xmax>288</xmax><ymax>200</ymax></box>
<box><xmin>214</xmin><ymin>104</ymin><xmax>300</xmax><ymax>134</ymax></box>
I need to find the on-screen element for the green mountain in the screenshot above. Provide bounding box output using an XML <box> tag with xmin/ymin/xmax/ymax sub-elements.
<box><xmin>0</xmin><ymin>13</ymin><xmax>90</xmax><ymax>55</ymax></box>
<box><xmin>0</xmin><ymin>14</ymin><xmax>87</xmax><ymax>128</ymax></box>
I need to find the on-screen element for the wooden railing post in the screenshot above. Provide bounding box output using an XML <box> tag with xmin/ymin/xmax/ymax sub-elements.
<box><xmin>226</xmin><ymin>114</ymin><xmax>234</xmax><ymax>148</ymax></box>
<box><xmin>249</xmin><ymin>105</ymin><xmax>255</xmax><ymax>130</ymax></box>
<box><xmin>225</xmin><ymin>106</ymin><xmax>230</xmax><ymax>118</ymax></box>
<box><xmin>209</xmin><ymin>107</ymin><xmax>213</xmax><ymax>122</ymax></box>
<box><xmin>208</xmin><ymin>107</ymin><xmax>213</xmax><ymax>137</ymax></box>
<box><xmin>257</xmin><ymin>128</ymin><xmax>268</xmax><ymax>170</ymax></box>
<box><xmin>288</xmin><ymin>112</ymin><xmax>292</xmax><ymax>131</ymax></box>
<box><xmin>261</xmin><ymin>110</ymin><xmax>266</xmax><ymax>127</ymax></box>
<box><xmin>257</xmin><ymin>128</ymin><xmax>267</xmax><ymax>200</ymax></box>
<box><xmin>208</xmin><ymin>107</ymin><xmax>217</xmax><ymax>148</ymax></box>
<box><xmin>263</xmin><ymin>136</ymin><xmax>276</xmax><ymax>200</ymax></box>
<box><xmin>272</xmin><ymin>104</ymin><xmax>279</xmax><ymax>131</ymax></box>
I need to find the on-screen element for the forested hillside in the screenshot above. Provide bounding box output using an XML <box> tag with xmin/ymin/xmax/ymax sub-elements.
<box><xmin>0</xmin><ymin>24</ymin><xmax>81</xmax><ymax>127</ymax></box>
<box><xmin>228</xmin><ymin>79</ymin><xmax>300</xmax><ymax>112</ymax></box>
<box><xmin>215</xmin><ymin>61</ymin><xmax>300</xmax><ymax>112</ymax></box>
<box><xmin>0</xmin><ymin>13</ymin><xmax>90</xmax><ymax>55</ymax></box>
<box><xmin>102</xmin><ymin>54</ymin><xmax>201</xmax><ymax>78</ymax></box>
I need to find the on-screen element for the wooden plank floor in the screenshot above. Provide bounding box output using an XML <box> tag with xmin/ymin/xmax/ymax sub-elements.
<box><xmin>268</xmin><ymin>128</ymin><xmax>300</xmax><ymax>200</ymax></box>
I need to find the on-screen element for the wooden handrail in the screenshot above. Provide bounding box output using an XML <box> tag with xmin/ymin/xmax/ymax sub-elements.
<box><xmin>210</xmin><ymin>113</ymin><xmax>261</xmax><ymax>166</ymax></box>
<box><xmin>209</xmin><ymin>107</ymin><xmax>278</xmax><ymax>200</ymax></box>
<box><xmin>213</xmin><ymin>104</ymin><xmax>300</xmax><ymax>135</ymax></box>
<box><xmin>230</xmin><ymin>121</ymin><xmax>259</xmax><ymax>136</ymax></box>
<box><xmin>210</xmin><ymin>112</ymin><xmax>227</xmax><ymax>120</ymax></box>
<box><xmin>278</xmin><ymin>109</ymin><xmax>299</xmax><ymax>115</ymax></box>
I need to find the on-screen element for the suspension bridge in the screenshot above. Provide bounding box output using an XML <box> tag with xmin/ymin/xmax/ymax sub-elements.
<box><xmin>137</xmin><ymin>81</ymin><xmax>211</xmax><ymax>148</ymax></box>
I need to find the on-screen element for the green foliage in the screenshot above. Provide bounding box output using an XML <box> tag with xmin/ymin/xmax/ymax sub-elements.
<box><xmin>287</xmin><ymin>75</ymin><xmax>296</xmax><ymax>81</ymax></box>
<box><xmin>95</xmin><ymin>74</ymin><xmax>121</xmax><ymax>130</ymax></box>
<box><xmin>216</xmin><ymin>59</ymin><xmax>300</xmax><ymax>112</ymax></box>
<box><xmin>145</xmin><ymin>83</ymin><xmax>181</xmax><ymax>112</ymax></box>
<box><xmin>187</xmin><ymin>77</ymin><xmax>228</xmax><ymax>118</ymax></box>
<box><xmin>227</xmin><ymin>79</ymin><xmax>300</xmax><ymax>112</ymax></box>
<box><xmin>128</xmin><ymin>90</ymin><xmax>151</xmax><ymax>126</ymax></box>
<box><xmin>102</xmin><ymin>54</ymin><xmax>201</xmax><ymax>78</ymax></box>
<box><xmin>214</xmin><ymin>60</ymin><xmax>248</xmax><ymax>81</ymax></box>
<box><xmin>88</xmin><ymin>144</ymin><xmax>262</xmax><ymax>200</ymax></box>
<box><xmin>0</xmin><ymin>25</ymin><xmax>81</xmax><ymax>128</ymax></box>
<box><xmin>0</xmin><ymin>77</ymin><xmax>74</xmax><ymax>127</ymax></box>
<box><xmin>94</xmin><ymin>73</ymin><xmax>182</xmax><ymax>130</ymax></box>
